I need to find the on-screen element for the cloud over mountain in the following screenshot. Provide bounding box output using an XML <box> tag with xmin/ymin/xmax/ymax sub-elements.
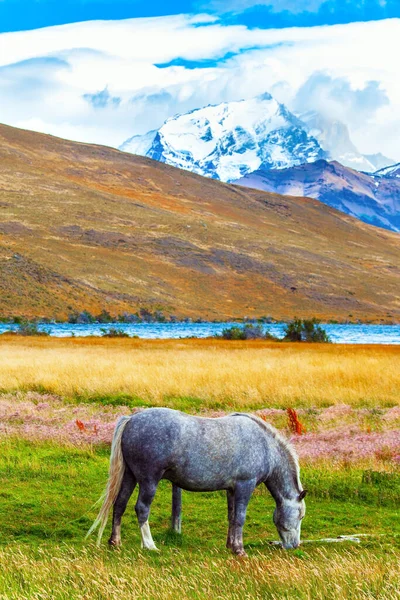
<box><xmin>293</xmin><ymin>74</ymin><xmax>389</xmax><ymax>126</ymax></box>
<box><xmin>0</xmin><ymin>15</ymin><xmax>399</xmax><ymax>160</ymax></box>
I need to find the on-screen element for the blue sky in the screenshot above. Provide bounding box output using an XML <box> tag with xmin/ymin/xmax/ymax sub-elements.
<box><xmin>0</xmin><ymin>3</ymin><xmax>399</xmax><ymax>160</ymax></box>
<box><xmin>1</xmin><ymin>0</ymin><xmax>400</xmax><ymax>32</ymax></box>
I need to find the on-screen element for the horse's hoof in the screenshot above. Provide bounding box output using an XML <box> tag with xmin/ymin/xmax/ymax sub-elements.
<box><xmin>141</xmin><ymin>544</ymin><xmax>159</xmax><ymax>552</ymax></box>
<box><xmin>108</xmin><ymin>538</ymin><xmax>121</xmax><ymax>547</ymax></box>
<box><xmin>233</xmin><ymin>548</ymin><xmax>247</xmax><ymax>557</ymax></box>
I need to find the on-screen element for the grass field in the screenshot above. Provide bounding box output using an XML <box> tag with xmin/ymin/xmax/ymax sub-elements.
<box><xmin>0</xmin><ymin>439</ymin><xmax>399</xmax><ymax>599</ymax></box>
<box><xmin>0</xmin><ymin>338</ymin><xmax>399</xmax><ymax>598</ymax></box>
<box><xmin>0</xmin><ymin>336</ymin><xmax>399</xmax><ymax>410</ymax></box>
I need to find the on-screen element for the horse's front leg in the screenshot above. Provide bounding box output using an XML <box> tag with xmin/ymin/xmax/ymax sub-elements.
<box><xmin>135</xmin><ymin>479</ymin><xmax>159</xmax><ymax>550</ymax></box>
<box><xmin>171</xmin><ymin>484</ymin><xmax>182</xmax><ymax>533</ymax></box>
<box><xmin>231</xmin><ymin>479</ymin><xmax>256</xmax><ymax>557</ymax></box>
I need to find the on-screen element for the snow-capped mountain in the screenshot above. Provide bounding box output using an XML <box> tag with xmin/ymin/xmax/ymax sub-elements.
<box><xmin>121</xmin><ymin>94</ymin><xmax>395</xmax><ymax>180</ymax></box>
<box><xmin>373</xmin><ymin>162</ymin><xmax>400</xmax><ymax>178</ymax></box>
<box><xmin>299</xmin><ymin>111</ymin><xmax>395</xmax><ymax>173</ymax></box>
<box><xmin>235</xmin><ymin>159</ymin><xmax>400</xmax><ymax>232</ymax></box>
<box><xmin>120</xmin><ymin>94</ymin><xmax>326</xmax><ymax>181</ymax></box>
<box><xmin>120</xmin><ymin>94</ymin><xmax>399</xmax><ymax>231</ymax></box>
<box><xmin>121</xmin><ymin>129</ymin><xmax>157</xmax><ymax>156</ymax></box>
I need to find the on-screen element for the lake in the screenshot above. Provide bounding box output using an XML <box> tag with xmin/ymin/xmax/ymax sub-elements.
<box><xmin>1</xmin><ymin>322</ymin><xmax>400</xmax><ymax>344</ymax></box>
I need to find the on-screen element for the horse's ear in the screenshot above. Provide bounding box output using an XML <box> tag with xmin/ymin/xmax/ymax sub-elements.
<box><xmin>298</xmin><ymin>490</ymin><xmax>307</xmax><ymax>501</ymax></box>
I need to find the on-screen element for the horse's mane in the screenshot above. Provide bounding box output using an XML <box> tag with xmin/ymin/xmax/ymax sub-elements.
<box><xmin>231</xmin><ymin>412</ymin><xmax>301</xmax><ymax>491</ymax></box>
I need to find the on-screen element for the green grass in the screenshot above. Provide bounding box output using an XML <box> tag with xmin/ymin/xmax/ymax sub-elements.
<box><xmin>1</xmin><ymin>438</ymin><xmax>399</xmax><ymax>546</ymax></box>
<box><xmin>0</xmin><ymin>439</ymin><xmax>399</xmax><ymax>599</ymax></box>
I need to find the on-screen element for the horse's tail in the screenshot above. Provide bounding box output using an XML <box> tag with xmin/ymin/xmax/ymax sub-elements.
<box><xmin>86</xmin><ymin>415</ymin><xmax>131</xmax><ymax>546</ymax></box>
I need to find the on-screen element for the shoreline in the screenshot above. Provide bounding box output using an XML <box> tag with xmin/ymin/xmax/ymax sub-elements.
<box><xmin>1</xmin><ymin>333</ymin><xmax>400</xmax><ymax>347</ymax></box>
<box><xmin>1</xmin><ymin>323</ymin><xmax>400</xmax><ymax>344</ymax></box>
<box><xmin>1</xmin><ymin>317</ymin><xmax>400</xmax><ymax>325</ymax></box>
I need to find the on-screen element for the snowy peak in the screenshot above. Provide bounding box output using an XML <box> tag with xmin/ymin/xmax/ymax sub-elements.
<box><xmin>120</xmin><ymin>129</ymin><xmax>157</xmax><ymax>155</ymax></box>
<box><xmin>120</xmin><ymin>94</ymin><xmax>397</xmax><ymax>186</ymax></box>
<box><xmin>120</xmin><ymin>94</ymin><xmax>326</xmax><ymax>182</ymax></box>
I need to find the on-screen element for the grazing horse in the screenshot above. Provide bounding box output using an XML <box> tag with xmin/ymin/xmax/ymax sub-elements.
<box><xmin>88</xmin><ymin>408</ymin><xmax>307</xmax><ymax>555</ymax></box>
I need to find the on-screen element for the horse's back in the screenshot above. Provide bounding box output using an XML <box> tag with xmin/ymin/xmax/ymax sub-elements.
<box><xmin>122</xmin><ymin>408</ymin><xmax>181</xmax><ymax>459</ymax></box>
<box><xmin>121</xmin><ymin>408</ymin><xmax>270</xmax><ymax>490</ymax></box>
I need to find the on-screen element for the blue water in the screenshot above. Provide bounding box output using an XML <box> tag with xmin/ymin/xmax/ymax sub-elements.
<box><xmin>1</xmin><ymin>322</ymin><xmax>400</xmax><ymax>344</ymax></box>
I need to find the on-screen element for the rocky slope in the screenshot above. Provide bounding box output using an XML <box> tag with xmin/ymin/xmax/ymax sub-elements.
<box><xmin>1</xmin><ymin>122</ymin><xmax>400</xmax><ymax>321</ymax></box>
<box><xmin>235</xmin><ymin>159</ymin><xmax>400</xmax><ymax>232</ymax></box>
<box><xmin>374</xmin><ymin>162</ymin><xmax>400</xmax><ymax>178</ymax></box>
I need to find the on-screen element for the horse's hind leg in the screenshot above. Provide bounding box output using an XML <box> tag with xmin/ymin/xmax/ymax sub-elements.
<box><xmin>171</xmin><ymin>484</ymin><xmax>182</xmax><ymax>533</ymax></box>
<box><xmin>135</xmin><ymin>479</ymin><xmax>159</xmax><ymax>550</ymax></box>
<box><xmin>226</xmin><ymin>489</ymin><xmax>235</xmax><ymax>550</ymax></box>
<box><xmin>109</xmin><ymin>467</ymin><xmax>137</xmax><ymax>547</ymax></box>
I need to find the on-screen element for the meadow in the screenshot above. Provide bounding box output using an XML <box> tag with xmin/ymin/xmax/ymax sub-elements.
<box><xmin>0</xmin><ymin>336</ymin><xmax>399</xmax><ymax>410</ymax></box>
<box><xmin>0</xmin><ymin>439</ymin><xmax>399</xmax><ymax>599</ymax></box>
<box><xmin>0</xmin><ymin>337</ymin><xmax>399</xmax><ymax>599</ymax></box>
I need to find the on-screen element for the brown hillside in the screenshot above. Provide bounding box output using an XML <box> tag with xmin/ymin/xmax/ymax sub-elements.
<box><xmin>0</xmin><ymin>122</ymin><xmax>399</xmax><ymax>321</ymax></box>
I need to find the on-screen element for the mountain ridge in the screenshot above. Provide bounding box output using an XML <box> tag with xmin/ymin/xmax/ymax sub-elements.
<box><xmin>235</xmin><ymin>159</ymin><xmax>400</xmax><ymax>232</ymax></box>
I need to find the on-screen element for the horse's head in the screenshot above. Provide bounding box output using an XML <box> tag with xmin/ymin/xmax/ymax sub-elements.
<box><xmin>273</xmin><ymin>490</ymin><xmax>307</xmax><ymax>549</ymax></box>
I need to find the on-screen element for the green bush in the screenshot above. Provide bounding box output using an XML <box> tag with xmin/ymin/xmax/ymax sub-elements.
<box><xmin>96</xmin><ymin>310</ymin><xmax>113</xmax><ymax>323</ymax></box>
<box><xmin>283</xmin><ymin>318</ymin><xmax>330</xmax><ymax>342</ymax></box>
<box><xmin>68</xmin><ymin>310</ymin><xmax>96</xmax><ymax>324</ymax></box>
<box><xmin>219</xmin><ymin>324</ymin><xmax>277</xmax><ymax>340</ymax></box>
<box><xmin>12</xmin><ymin>320</ymin><xmax>50</xmax><ymax>336</ymax></box>
<box><xmin>100</xmin><ymin>327</ymin><xmax>131</xmax><ymax>337</ymax></box>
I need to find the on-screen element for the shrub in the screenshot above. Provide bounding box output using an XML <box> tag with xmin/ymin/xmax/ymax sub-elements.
<box><xmin>139</xmin><ymin>307</ymin><xmax>154</xmax><ymax>322</ymax></box>
<box><xmin>220</xmin><ymin>326</ymin><xmax>244</xmax><ymax>340</ymax></box>
<box><xmin>219</xmin><ymin>324</ymin><xmax>277</xmax><ymax>340</ymax></box>
<box><xmin>283</xmin><ymin>318</ymin><xmax>330</xmax><ymax>343</ymax></box>
<box><xmin>13</xmin><ymin>320</ymin><xmax>50</xmax><ymax>336</ymax></box>
<box><xmin>118</xmin><ymin>312</ymin><xmax>140</xmax><ymax>323</ymax></box>
<box><xmin>96</xmin><ymin>310</ymin><xmax>113</xmax><ymax>323</ymax></box>
<box><xmin>154</xmin><ymin>310</ymin><xmax>166</xmax><ymax>322</ymax></box>
<box><xmin>68</xmin><ymin>310</ymin><xmax>96</xmax><ymax>324</ymax></box>
<box><xmin>100</xmin><ymin>327</ymin><xmax>131</xmax><ymax>338</ymax></box>
<box><xmin>283</xmin><ymin>318</ymin><xmax>303</xmax><ymax>341</ymax></box>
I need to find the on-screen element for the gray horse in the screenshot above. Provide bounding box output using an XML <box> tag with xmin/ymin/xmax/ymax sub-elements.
<box><xmin>88</xmin><ymin>408</ymin><xmax>307</xmax><ymax>555</ymax></box>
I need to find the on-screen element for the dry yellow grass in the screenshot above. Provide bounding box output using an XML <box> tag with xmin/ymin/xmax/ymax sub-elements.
<box><xmin>0</xmin><ymin>544</ymin><xmax>398</xmax><ymax>600</ymax></box>
<box><xmin>0</xmin><ymin>337</ymin><xmax>399</xmax><ymax>409</ymax></box>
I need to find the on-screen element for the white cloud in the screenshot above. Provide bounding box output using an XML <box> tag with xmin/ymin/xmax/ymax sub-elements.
<box><xmin>0</xmin><ymin>15</ymin><xmax>399</xmax><ymax>159</ymax></box>
<box><xmin>293</xmin><ymin>73</ymin><xmax>389</xmax><ymax>124</ymax></box>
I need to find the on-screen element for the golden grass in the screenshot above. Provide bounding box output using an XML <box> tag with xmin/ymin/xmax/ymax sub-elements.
<box><xmin>0</xmin><ymin>337</ymin><xmax>399</xmax><ymax>409</ymax></box>
<box><xmin>0</xmin><ymin>544</ymin><xmax>399</xmax><ymax>600</ymax></box>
